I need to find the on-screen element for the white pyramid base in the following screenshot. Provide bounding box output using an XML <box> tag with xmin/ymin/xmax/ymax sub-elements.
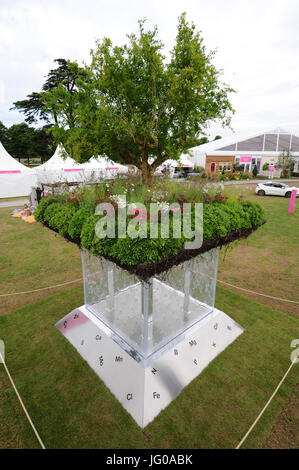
<box><xmin>55</xmin><ymin>306</ymin><xmax>243</xmax><ymax>428</ymax></box>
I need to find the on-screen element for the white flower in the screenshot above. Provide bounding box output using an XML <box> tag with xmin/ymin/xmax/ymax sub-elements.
<box><xmin>110</xmin><ymin>195</ymin><xmax>126</xmax><ymax>208</ymax></box>
<box><xmin>158</xmin><ymin>202</ymin><xmax>170</xmax><ymax>213</ymax></box>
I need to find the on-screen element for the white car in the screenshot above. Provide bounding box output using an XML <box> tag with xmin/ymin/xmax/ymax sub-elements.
<box><xmin>256</xmin><ymin>182</ymin><xmax>299</xmax><ymax>197</ymax></box>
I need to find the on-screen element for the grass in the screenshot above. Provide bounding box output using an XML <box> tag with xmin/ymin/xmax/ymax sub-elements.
<box><xmin>0</xmin><ymin>285</ymin><xmax>298</xmax><ymax>449</ymax></box>
<box><xmin>0</xmin><ymin>207</ymin><xmax>82</xmax><ymax>314</ymax></box>
<box><xmin>0</xmin><ymin>182</ymin><xmax>298</xmax><ymax>448</ymax></box>
<box><xmin>219</xmin><ymin>182</ymin><xmax>299</xmax><ymax>318</ymax></box>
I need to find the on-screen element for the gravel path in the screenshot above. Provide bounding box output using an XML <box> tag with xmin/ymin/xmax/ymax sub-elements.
<box><xmin>0</xmin><ymin>198</ymin><xmax>29</xmax><ymax>209</ymax></box>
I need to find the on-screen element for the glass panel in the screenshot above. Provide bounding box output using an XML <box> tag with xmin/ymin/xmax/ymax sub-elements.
<box><xmin>82</xmin><ymin>248</ymin><xmax>219</xmax><ymax>358</ymax></box>
<box><xmin>290</xmin><ymin>136</ymin><xmax>299</xmax><ymax>152</ymax></box>
<box><xmin>237</xmin><ymin>135</ymin><xmax>264</xmax><ymax>151</ymax></box>
<box><xmin>278</xmin><ymin>134</ymin><xmax>291</xmax><ymax>151</ymax></box>
<box><xmin>264</xmin><ymin>134</ymin><xmax>278</xmax><ymax>151</ymax></box>
<box><xmin>217</xmin><ymin>144</ymin><xmax>236</xmax><ymax>151</ymax></box>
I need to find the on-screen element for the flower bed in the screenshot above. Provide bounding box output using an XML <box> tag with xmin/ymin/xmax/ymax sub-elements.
<box><xmin>35</xmin><ymin>181</ymin><xmax>265</xmax><ymax>279</ymax></box>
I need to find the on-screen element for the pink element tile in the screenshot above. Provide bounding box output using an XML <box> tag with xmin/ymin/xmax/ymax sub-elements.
<box><xmin>59</xmin><ymin>310</ymin><xmax>89</xmax><ymax>334</ymax></box>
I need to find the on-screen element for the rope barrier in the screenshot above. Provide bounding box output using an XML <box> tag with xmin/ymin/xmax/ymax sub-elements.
<box><xmin>0</xmin><ymin>278</ymin><xmax>83</xmax><ymax>297</ymax></box>
<box><xmin>236</xmin><ymin>351</ymin><xmax>299</xmax><ymax>449</ymax></box>
<box><xmin>0</xmin><ymin>350</ymin><xmax>46</xmax><ymax>449</ymax></box>
<box><xmin>217</xmin><ymin>279</ymin><xmax>299</xmax><ymax>305</ymax></box>
<box><xmin>0</xmin><ymin>277</ymin><xmax>298</xmax><ymax>305</ymax></box>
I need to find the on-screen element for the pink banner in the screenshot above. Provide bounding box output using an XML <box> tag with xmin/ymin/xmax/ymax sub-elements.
<box><xmin>105</xmin><ymin>167</ymin><xmax>119</xmax><ymax>170</ymax></box>
<box><xmin>288</xmin><ymin>189</ymin><xmax>297</xmax><ymax>213</ymax></box>
<box><xmin>0</xmin><ymin>170</ymin><xmax>21</xmax><ymax>174</ymax></box>
<box><xmin>63</xmin><ymin>169</ymin><xmax>82</xmax><ymax>172</ymax></box>
<box><xmin>240</xmin><ymin>156</ymin><xmax>252</xmax><ymax>163</ymax></box>
<box><xmin>269</xmin><ymin>165</ymin><xmax>275</xmax><ymax>172</ymax></box>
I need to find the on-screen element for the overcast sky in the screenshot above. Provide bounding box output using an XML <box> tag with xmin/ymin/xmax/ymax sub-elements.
<box><xmin>1</xmin><ymin>0</ymin><xmax>299</xmax><ymax>138</ymax></box>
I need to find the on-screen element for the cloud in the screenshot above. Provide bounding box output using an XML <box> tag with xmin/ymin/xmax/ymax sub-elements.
<box><xmin>0</xmin><ymin>0</ymin><xmax>298</xmax><ymax>138</ymax></box>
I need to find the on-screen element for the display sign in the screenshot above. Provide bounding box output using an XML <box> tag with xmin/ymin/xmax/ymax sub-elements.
<box><xmin>288</xmin><ymin>189</ymin><xmax>297</xmax><ymax>213</ymax></box>
<box><xmin>269</xmin><ymin>165</ymin><xmax>275</xmax><ymax>172</ymax></box>
<box><xmin>240</xmin><ymin>156</ymin><xmax>252</xmax><ymax>163</ymax></box>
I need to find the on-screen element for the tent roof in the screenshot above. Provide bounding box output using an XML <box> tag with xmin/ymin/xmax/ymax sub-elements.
<box><xmin>37</xmin><ymin>145</ymin><xmax>83</xmax><ymax>171</ymax></box>
<box><xmin>82</xmin><ymin>156</ymin><xmax>128</xmax><ymax>171</ymax></box>
<box><xmin>190</xmin><ymin>127</ymin><xmax>299</xmax><ymax>154</ymax></box>
<box><xmin>0</xmin><ymin>141</ymin><xmax>32</xmax><ymax>172</ymax></box>
<box><xmin>161</xmin><ymin>155</ymin><xmax>194</xmax><ymax>168</ymax></box>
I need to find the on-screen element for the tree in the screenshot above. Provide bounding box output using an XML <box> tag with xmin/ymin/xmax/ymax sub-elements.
<box><xmin>10</xmin><ymin>92</ymin><xmax>50</xmax><ymax>125</ymax></box>
<box><xmin>3</xmin><ymin>122</ymin><xmax>54</xmax><ymax>162</ymax></box>
<box><xmin>277</xmin><ymin>149</ymin><xmax>295</xmax><ymax>178</ymax></box>
<box><xmin>5</xmin><ymin>123</ymin><xmax>37</xmax><ymax>161</ymax></box>
<box><xmin>34</xmin><ymin>125</ymin><xmax>56</xmax><ymax>162</ymax></box>
<box><xmin>0</xmin><ymin>121</ymin><xmax>9</xmax><ymax>147</ymax></box>
<box><xmin>49</xmin><ymin>14</ymin><xmax>235</xmax><ymax>185</ymax></box>
<box><xmin>252</xmin><ymin>165</ymin><xmax>258</xmax><ymax>177</ymax></box>
<box><xmin>11</xmin><ymin>59</ymin><xmax>87</xmax><ymax>126</ymax></box>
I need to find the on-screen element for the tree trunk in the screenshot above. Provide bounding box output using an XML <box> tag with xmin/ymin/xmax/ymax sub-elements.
<box><xmin>141</xmin><ymin>159</ymin><xmax>154</xmax><ymax>186</ymax></box>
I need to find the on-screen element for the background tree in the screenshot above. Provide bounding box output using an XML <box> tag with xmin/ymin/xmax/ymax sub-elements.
<box><xmin>0</xmin><ymin>121</ymin><xmax>55</xmax><ymax>163</ymax></box>
<box><xmin>0</xmin><ymin>121</ymin><xmax>9</xmax><ymax>148</ymax></box>
<box><xmin>11</xmin><ymin>59</ymin><xmax>87</xmax><ymax>126</ymax></box>
<box><xmin>277</xmin><ymin>149</ymin><xmax>295</xmax><ymax>178</ymax></box>
<box><xmin>49</xmin><ymin>14</ymin><xmax>235</xmax><ymax>184</ymax></box>
<box><xmin>33</xmin><ymin>125</ymin><xmax>56</xmax><ymax>162</ymax></box>
<box><xmin>5</xmin><ymin>123</ymin><xmax>36</xmax><ymax>162</ymax></box>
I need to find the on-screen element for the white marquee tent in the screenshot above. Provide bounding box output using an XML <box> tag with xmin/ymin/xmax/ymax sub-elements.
<box><xmin>35</xmin><ymin>145</ymin><xmax>85</xmax><ymax>184</ymax></box>
<box><xmin>36</xmin><ymin>145</ymin><xmax>129</xmax><ymax>184</ymax></box>
<box><xmin>155</xmin><ymin>153</ymin><xmax>194</xmax><ymax>176</ymax></box>
<box><xmin>81</xmin><ymin>155</ymin><xmax>129</xmax><ymax>179</ymax></box>
<box><xmin>0</xmin><ymin>141</ymin><xmax>37</xmax><ymax>198</ymax></box>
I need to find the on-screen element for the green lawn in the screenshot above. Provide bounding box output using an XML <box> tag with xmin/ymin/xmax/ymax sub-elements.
<box><xmin>219</xmin><ymin>182</ymin><xmax>299</xmax><ymax>318</ymax></box>
<box><xmin>0</xmin><ymin>285</ymin><xmax>298</xmax><ymax>449</ymax></box>
<box><xmin>0</xmin><ymin>183</ymin><xmax>298</xmax><ymax>448</ymax></box>
<box><xmin>0</xmin><ymin>207</ymin><xmax>82</xmax><ymax>314</ymax></box>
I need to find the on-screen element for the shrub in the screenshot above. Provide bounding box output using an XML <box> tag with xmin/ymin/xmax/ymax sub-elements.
<box><xmin>252</xmin><ymin>165</ymin><xmax>258</xmax><ymax>177</ymax></box>
<box><xmin>36</xmin><ymin>182</ymin><xmax>265</xmax><ymax>266</ymax></box>
<box><xmin>44</xmin><ymin>203</ymin><xmax>64</xmax><ymax>225</ymax></box>
<box><xmin>34</xmin><ymin>196</ymin><xmax>59</xmax><ymax>222</ymax></box>
<box><xmin>107</xmin><ymin>236</ymin><xmax>184</xmax><ymax>265</ymax></box>
<box><xmin>203</xmin><ymin>205</ymin><xmax>231</xmax><ymax>240</ymax></box>
<box><xmin>68</xmin><ymin>207</ymin><xmax>93</xmax><ymax>241</ymax></box>
<box><xmin>240</xmin><ymin>200</ymin><xmax>265</xmax><ymax>227</ymax></box>
<box><xmin>81</xmin><ymin>215</ymin><xmax>100</xmax><ymax>250</ymax></box>
<box><xmin>48</xmin><ymin>204</ymin><xmax>77</xmax><ymax>236</ymax></box>
<box><xmin>221</xmin><ymin>201</ymin><xmax>251</xmax><ymax>230</ymax></box>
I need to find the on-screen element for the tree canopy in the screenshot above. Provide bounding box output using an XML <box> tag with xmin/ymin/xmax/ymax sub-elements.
<box><xmin>11</xmin><ymin>58</ymin><xmax>87</xmax><ymax>126</ymax></box>
<box><xmin>277</xmin><ymin>149</ymin><xmax>295</xmax><ymax>177</ymax></box>
<box><xmin>0</xmin><ymin>121</ymin><xmax>55</xmax><ymax>162</ymax></box>
<box><xmin>48</xmin><ymin>14</ymin><xmax>235</xmax><ymax>184</ymax></box>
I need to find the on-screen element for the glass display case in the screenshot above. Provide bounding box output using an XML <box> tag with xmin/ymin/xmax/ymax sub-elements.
<box><xmin>82</xmin><ymin>248</ymin><xmax>219</xmax><ymax>360</ymax></box>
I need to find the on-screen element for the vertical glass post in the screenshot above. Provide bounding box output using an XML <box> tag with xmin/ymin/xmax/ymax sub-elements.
<box><xmin>183</xmin><ymin>263</ymin><xmax>192</xmax><ymax>322</ymax></box>
<box><xmin>141</xmin><ymin>280</ymin><xmax>153</xmax><ymax>355</ymax></box>
<box><xmin>107</xmin><ymin>266</ymin><xmax>115</xmax><ymax>323</ymax></box>
<box><xmin>211</xmin><ymin>248</ymin><xmax>219</xmax><ymax>318</ymax></box>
